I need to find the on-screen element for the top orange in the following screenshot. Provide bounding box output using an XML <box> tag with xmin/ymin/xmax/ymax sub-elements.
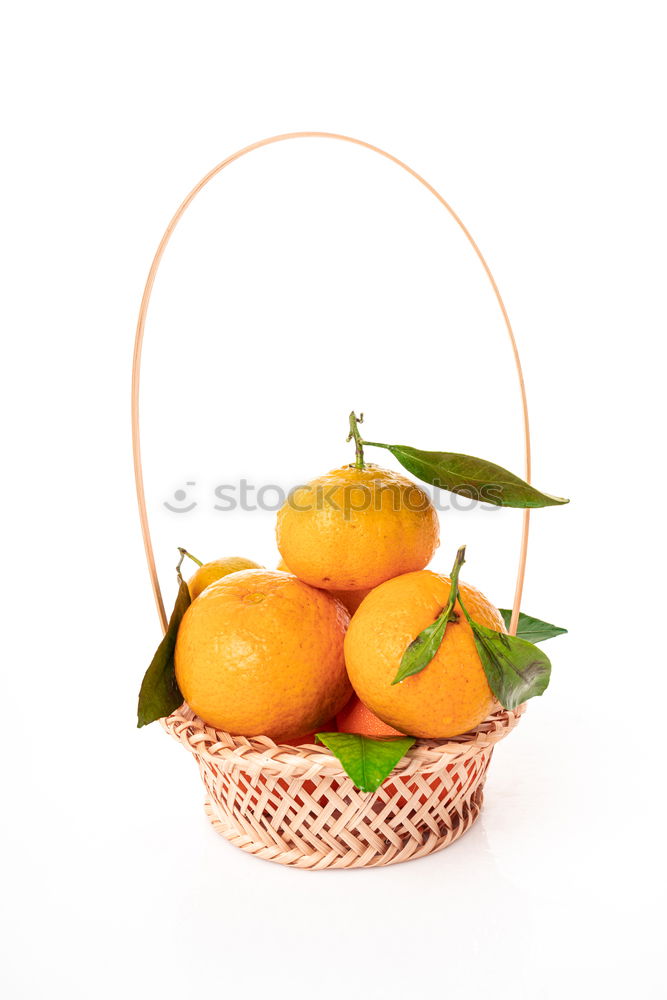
<box><xmin>276</xmin><ymin>464</ymin><xmax>440</xmax><ymax>591</ymax></box>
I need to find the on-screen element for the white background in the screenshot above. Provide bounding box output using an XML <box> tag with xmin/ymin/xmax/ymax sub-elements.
<box><xmin>2</xmin><ymin>2</ymin><xmax>666</xmax><ymax>997</ymax></box>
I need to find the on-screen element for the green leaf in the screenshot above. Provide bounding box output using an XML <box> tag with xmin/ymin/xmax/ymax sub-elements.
<box><xmin>468</xmin><ymin>621</ymin><xmax>552</xmax><ymax>711</ymax></box>
<box><xmin>316</xmin><ymin>732</ymin><xmax>415</xmax><ymax>793</ymax></box>
<box><xmin>137</xmin><ymin>577</ymin><xmax>190</xmax><ymax>728</ymax></box>
<box><xmin>364</xmin><ymin>442</ymin><xmax>568</xmax><ymax>508</ymax></box>
<box><xmin>499</xmin><ymin>610</ymin><xmax>568</xmax><ymax>643</ymax></box>
<box><xmin>392</xmin><ymin>545</ymin><xmax>466</xmax><ymax>684</ymax></box>
<box><xmin>393</xmin><ymin>612</ymin><xmax>453</xmax><ymax>685</ymax></box>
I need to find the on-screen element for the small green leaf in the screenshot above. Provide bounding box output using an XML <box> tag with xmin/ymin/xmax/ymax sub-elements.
<box><xmin>499</xmin><ymin>610</ymin><xmax>568</xmax><ymax>643</ymax></box>
<box><xmin>468</xmin><ymin>621</ymin><xmax>552</xmax><ymax>711</ymax></box>
<box><xmin>392</xmin><ymin>545</ymin><xmax>466</xmax><ymax>684</ymax></box>
<box><xmin>316</xmin><ymin>732</ymin><xmax>415</xmax><ymax>793</ymax></box>
<box><xmin>393</xmin><ymin>612</ymin><xmax>453</xmax><ymax>685</ymax></box>
<box><xmin>364</xmin><ymin>442</ymin><xmax>568</xmax><ymax>508</ymax></box>
<box><xmin>137</xmin><ymin>577</ymin><xmax>190</xmax><ymax>727</ymax></box>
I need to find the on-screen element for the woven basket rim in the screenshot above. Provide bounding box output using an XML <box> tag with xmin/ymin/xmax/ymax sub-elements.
<box><xmin>162</xmin><ymin>704</ymin><xmax>524</xmax><ymax>779</ymax></box>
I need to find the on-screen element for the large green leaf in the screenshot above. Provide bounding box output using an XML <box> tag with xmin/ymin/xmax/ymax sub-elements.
<box><xmin>364</xmin><ymin>442</ymin><xmax>568</xmax><ymax>508</ymax></box>
<box><xmin>137</xmin><ymin>577</ymin><xmax>190</xmax><ymax>728</ymax></box>
<box><xmin>468</xmin><ymin>621</ymin><xmax>552</xmax><ymax>711</ymax></box>
<box><xmin>499</xmin><ymin>610</ymin><xmax>568</xmax><ymax>643</ymax></box>
<box><xmin>316</xmin><ymin>732</ymin><xmax>415</xmax><ymax>793</ymax></box>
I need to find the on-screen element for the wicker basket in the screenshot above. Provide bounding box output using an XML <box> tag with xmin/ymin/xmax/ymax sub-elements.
<box><xmin>133</xmin><ymin>133</ymin><xmax>534</xmax><ymax>870</ymax></box>
<box><xmin>162</xmin><ymin>703</ymin><xmax>523</xmax><ymax>869</ymax></box>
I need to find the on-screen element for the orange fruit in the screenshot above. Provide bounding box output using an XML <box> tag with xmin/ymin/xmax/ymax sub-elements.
<box><xmin>277</xmin><ymin>558</ymin><xmax>370</xmax><ymax>616</ymax></box>
<box><xmin>281</xmin><ymin>716</ymin><xmax>337</xmax><ymax>746</ymax></box>
<box><xmin>336</xmin><ymin>696</ymin><xmax>403</xmax><ymax>737</ymax></box>
<box><xmin>175</xmin><ymin>569</ymin><xmax>352</xmax><ymax>741</ymax></box>
<box><xmin>188</xmin><ymin>556</ymin><xmax>262</xmax><ymax>600</ymax></box>
<box><xmin>344</xmin><ymin>570</ymin><xmax>504</xmax><ymax>738</ymax></box>
<box><xmin>332</xmin><ymin>587</ymin><xmax>370</xmax><ymax>615</ymax></box>
<box><xmin>276</xmin><ymin>464</ymin><xmax>439</xmax><ymax>591</ymax></box>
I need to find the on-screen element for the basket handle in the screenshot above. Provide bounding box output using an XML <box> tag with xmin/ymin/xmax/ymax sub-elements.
<box><xmin>131</xmin><ymin>131</ymin><xmax>531</xmax><ymax>635</ymax></box>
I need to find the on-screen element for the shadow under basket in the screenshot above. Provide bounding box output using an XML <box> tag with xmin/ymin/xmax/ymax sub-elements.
<box><xmin>162</xmin><ymin>704</ymin><xmax>523</xmax><ymax>870</ymax></box>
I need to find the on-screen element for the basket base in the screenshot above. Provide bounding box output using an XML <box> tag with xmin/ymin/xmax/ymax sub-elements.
<box><xmin>163</xmin><ymin>703</ymin><xmax>521</xmax><ymax>870</ymax></box>
<box><xmin>203</xmin><ymin>784</ymin><xmax>485</xmax><ymax>871</ymax></box>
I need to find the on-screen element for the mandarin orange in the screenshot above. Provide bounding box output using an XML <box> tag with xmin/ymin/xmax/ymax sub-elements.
<box><xmin>336</xmin><ymin>695</ymin><xmax>403</xmax><ymax>737</ymax></box>
<box><xmin>175</xmin><ymin>569</ymin><xmax>351</xmax><ymax>741</ymax></box>
<box><xmin>187</xmin><ymin>555</ymin><xmax>262</xmax><ymax>600</ymax></box>
<box><xmin>276</xmin><ymin>464</ymin><xmax>439</xmax><ymax>591</ymax></box>
<box><xmin>344</xmin><ymin>570</ymin><xmax>504</xmax><ymax>738</ymax></box>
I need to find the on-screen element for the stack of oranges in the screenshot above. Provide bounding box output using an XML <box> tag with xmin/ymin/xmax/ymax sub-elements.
<box><xmin>174</xmin><ymin>459</ymin><xmax>506</xmax><ymax>744</ymax></box>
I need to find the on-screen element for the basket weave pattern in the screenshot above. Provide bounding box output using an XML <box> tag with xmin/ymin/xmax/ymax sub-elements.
<box><xmin>163</xmin><ymin>704</ymin><xmax>523</xmax><ymax>870</ymax></box>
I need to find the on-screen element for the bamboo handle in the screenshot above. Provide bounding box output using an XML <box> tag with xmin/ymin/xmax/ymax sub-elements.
<box><xmin>131</xmin><ymin>132</ymin><xmax>531</xmax><ymax>634</ymax></box>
